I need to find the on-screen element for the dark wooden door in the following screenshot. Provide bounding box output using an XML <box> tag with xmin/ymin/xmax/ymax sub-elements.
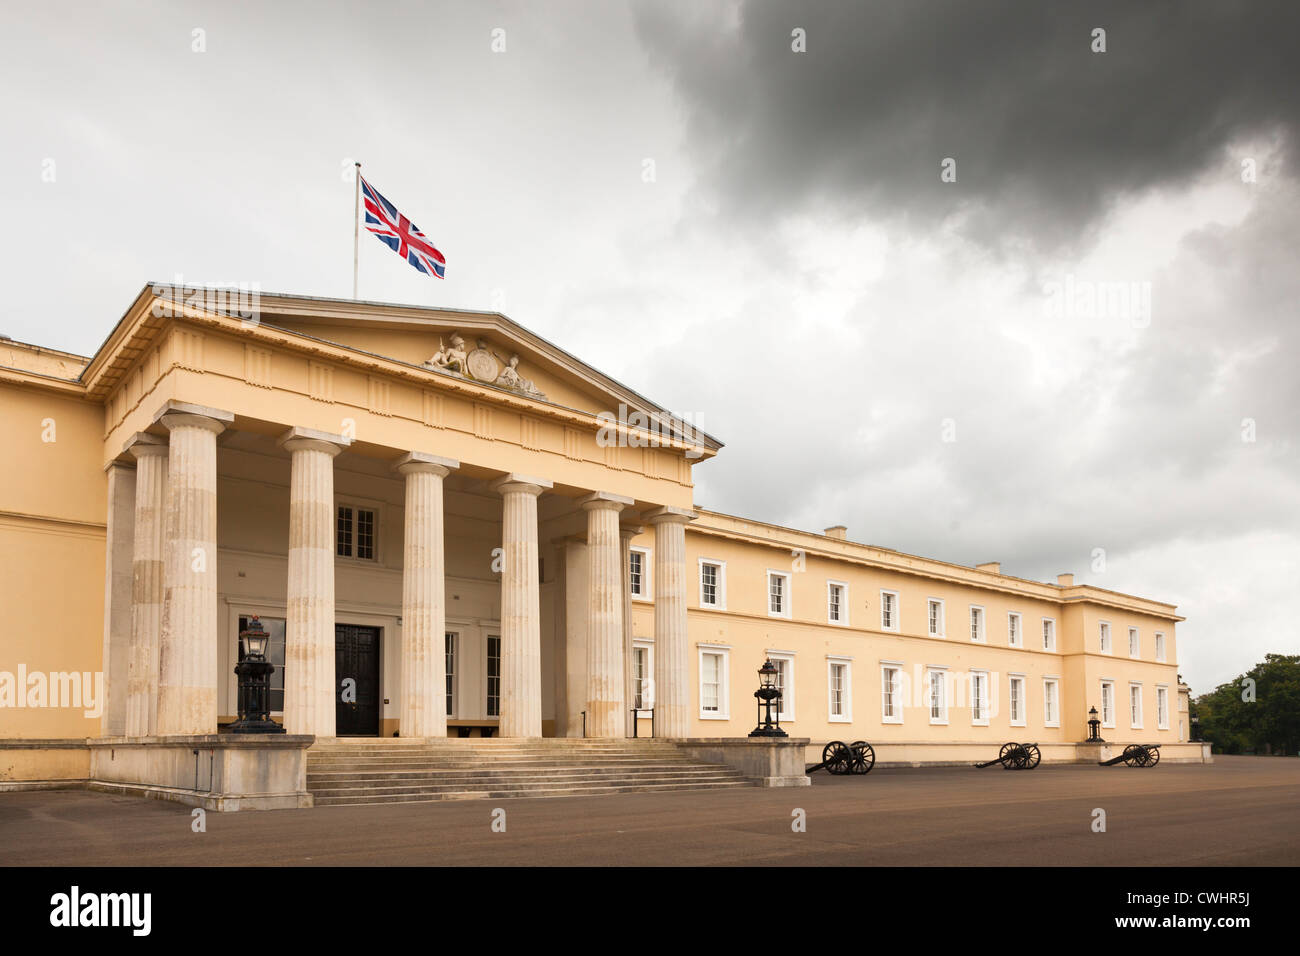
<box><xmin>336</xmin><ymin>624</ymin><xmax>381</xmax><ymax>736</ymax></box>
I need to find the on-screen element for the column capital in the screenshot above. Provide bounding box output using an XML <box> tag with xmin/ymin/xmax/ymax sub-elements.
<box><xmin>152</xmin><ymin>400</ymin><xmax>234</xmax><ymax>434</ymax></box>
<box><xmin>619</xmin><ymin>523</ymin><xmax>645</xmax><ymax>540</ymax></box>
<box><xmin>393</xmin><ymin>450</ymin><xmax>459</xmax><ymax>477</ymax></box>
<box><xmin>490</xmin><ymin>473</ymin><xmax>553</xmax><ymax>497</ymax></box>
<box><xmin>644</xmin><ymin>505</ymin><xmax>696</xmax><ymax>525</ymax></box>
<box><xmin>121</xmin><ymin>431</ymin><xmax>168</xmax><ymax>460</ymax></box>
<box><xmin>278</xmin><ymin>426</ymin><xmax>351</xmax><ymax>457</ymax></box>
<box><xmin>578</xmin><ymin>490</ymin><xmax>633</xmax><ymax>513</ymax></box>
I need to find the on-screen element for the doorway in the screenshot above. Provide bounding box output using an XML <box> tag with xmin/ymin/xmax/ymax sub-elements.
<box><xmin>336</xmin><ymin>623</ymin><xmax>381</xmax><ymax>736</ymax></box>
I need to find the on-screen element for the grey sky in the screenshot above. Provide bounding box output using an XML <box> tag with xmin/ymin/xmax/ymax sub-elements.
<box><xmin>2</xmin><ymin>0</ymin><xmax>1296</xmax><ymax>692</ymax></box>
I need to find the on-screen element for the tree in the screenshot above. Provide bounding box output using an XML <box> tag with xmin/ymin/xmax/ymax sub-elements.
<box><xmin>1195</xmin><ymin>654</ymin><xmax>1300</xmax><ymax>755</ymax></box>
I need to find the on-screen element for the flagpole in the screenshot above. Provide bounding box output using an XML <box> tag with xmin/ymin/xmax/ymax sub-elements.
<box><xmin>352</xmin><ymin>162</ymin><xmax>361</xmax><ymax>299</ymax></box>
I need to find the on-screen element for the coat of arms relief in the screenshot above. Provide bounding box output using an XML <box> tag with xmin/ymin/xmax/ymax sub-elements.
<box><xmin>423</xmin><ymin>333</ymin><xmax>546</xmax><ymax>399</ymax></box>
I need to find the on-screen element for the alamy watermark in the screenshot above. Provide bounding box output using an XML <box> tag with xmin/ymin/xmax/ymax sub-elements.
<box><xmin>596</xmin><ymin>402</ymin><xmax>706</xmax><ymax>460</ymax></box>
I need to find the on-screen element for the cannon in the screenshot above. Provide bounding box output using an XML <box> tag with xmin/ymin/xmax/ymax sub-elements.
<box><xmin>807</xmin><ymin>739</ymin><xmax>876</xmax><ymax>775</ymax></box>
<box><xmin>974</xmin><ymin>741</ymin><xmax>1041</xmax><ymax>770</ymax></box>
<box><xmin>1099</xmin><ymin>743</ymin><xmax>1161</xmax><ymax>767</ymax></box>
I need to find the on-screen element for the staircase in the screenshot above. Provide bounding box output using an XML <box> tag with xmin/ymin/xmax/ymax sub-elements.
<box><xmin>306</xmin><ymin>738</ymin><xmax>754</xmax><ymax>806</ymax></box>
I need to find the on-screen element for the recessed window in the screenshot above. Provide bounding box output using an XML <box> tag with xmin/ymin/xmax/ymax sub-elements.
<box><xmin>767</xmin><ymin>571</ymin><xmax>791</xmax><ymax>618</ymax></box>
<box><xmin>486</xmin><ymin>634</ymin><xmax>501</xmax><ymax>717</ymax></box>
<box><xmin>969</xmin><ymin>605</ymin><xmax>985</xmax><ymax>643</ymax></box>
<box><xmin>238</xmin><ymin>615</ymin><xmax>286</xmax><ymax>713</ymax></box>
<box><xmin>928</xmin><ymin>668</ymin><xmax>947</xmax><ymax>725</ymax></box>
<box><xmin>970</xmin><ymin>670</ymin><xmax>989</xmax><ymax>725</ymax></box>
<box><xmin>699</xmin><ymin>647</ymin><xmax>730</xmax><ymax>719</ymax></box>
<box><xmin>1099</xmin><ymin>621</ymin><xmax>1112</xmax><ymax>654</ymax></box>
<box><xmin>1130</xmin><ymin>682</ymin><xmax>1143</xmax><ymax>728</ymax></box>
<box><xmin>445</xmin><ymin>631</ymin><xmax>457</xmax><ymax>717</ymax></box>
<box><xmin>1042</xmin><ymin>618</ymin><xmax>1057</xmax><ymax>652</ymax></box>
<box><xmin>1155</xmin><ymin>631</ymin><xmax>1166</xmax><ymax>662</ymax></box>
<box><xmin>1043</xmin><ymin>678</ymin><xmax>1060</xmax><ymax>727</ymax></box>
<box><xmin>769</xmin><ymin>654</ymin><xmax>794</xmax><ymax>721</ymax></box>
<box><xmin>881</xmin><ymin>664</ymin><xmax>903</xmax><ymax>724</ymax></box>
<box><xmin>628</xmin><ymin>548</ymin><xmax>648</xmax><ymax>599</ymax></box>
<box><xmin>828</xmin><ymin>659</ymin><xmax>851</xmax><ymax>722</ymax></box>
<box><xmin>1157</xmin><ymin>685</ymin><xmax>1169</xmax><ymax>729</ymax></box>
<box><xmin>827</xmin><ymin>581</ymin><xmax>848</xmax><ymax>625</ymax></box>
<box><xmin>880</xmin><ymin>590</ymin><xmax>899</xmax><ymax>631</ymax></box>
<box><xmin>928</xmin><ymin>599</ymin><xmax>945</xmax><ymax>637</ymax></box>
<box><xmin>1009</xmin><ymin>675</ymin><xmax>1026</xmax><ymax>726</ymax></box>
<box><xmin>632</xmin><ymin>643</ymin><xmax>654</xmax><ymax>711</ymax></box>
<box><xmin>698</xmin><ymin>559</ymin><xmax>726</xmax><ymax>609</ymax></box>
<box><xmin>336</xmin><ymin>504</ymin><xmax>378</xmax><ymax>560</ymax></box>
<box><xmin>1008</xmin><ymin>612</ymin><xmax>1022</xmax><ymax>647</ymax></box>
<box><xmin>1129</xmin><ymin>627</ymin><xmax>1140</xmax><ymax>658</ymax></box>
<box><xmin>1101</xmin><ymin>680</ymin><xmax>1115</xmax><ymax>728</ymax></box>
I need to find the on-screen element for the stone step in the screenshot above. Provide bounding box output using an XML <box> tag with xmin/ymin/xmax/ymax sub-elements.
<box><xmin>308</xmin><ymin>765</ymin><xmax>740</xmax><ymax>785</ymax></box>
<box><xmin>312</xmin><ymin>779</ymin><xmax>754</xmax><ymax>806</ymax></box>
<box><xmin>307</xmin><ymin>757</ymin><xmax>694</xmax><ymax>770</ymax></box>
<box><xmin>309</xmin><ymin>771</ymin><xmax>745</xmax><ymax>795</ymax></box>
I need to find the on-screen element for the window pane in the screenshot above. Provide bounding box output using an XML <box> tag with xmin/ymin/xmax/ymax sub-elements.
<box><xmin>486</xmin><ymin>635</ymin><xmax>501</xmax><ymax>717</ymax></box>
<box><xmin>356</xmin><ymin>509</ymin><xmax>375</xmax><ymax>560</ymax></box>
<box><xmin>336</xmin><ymin>506</ymin><xmax>353</xmax><ymax>557</ymax></box>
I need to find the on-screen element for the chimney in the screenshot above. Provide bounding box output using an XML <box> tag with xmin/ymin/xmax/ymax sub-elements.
<box><xmin>824</xmin><ymin>525</ymin><xmax>847</xmax><ymax>540</ymax></box>
<box><xmin>1057</xmin><ymin>572</ymin><xmax>1075</xmax><ymax>587</ymax></box>
<box><xmin>975</xmin><ymin>561</ymin><xmax>1000</xmax><ymax>574</ymax></box>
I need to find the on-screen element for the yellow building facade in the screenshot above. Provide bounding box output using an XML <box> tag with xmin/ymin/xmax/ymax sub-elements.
<box><xmin>0</xmin><ymin>285</ymin><xmax>1202</xmax><ymax>791</ymax></box>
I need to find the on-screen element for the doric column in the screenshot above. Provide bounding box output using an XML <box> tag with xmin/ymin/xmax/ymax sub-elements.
<box><xmin>279</xmin><ymin>427</ymin><xmax>350</xmax><ymax>737</ymax></box>
<box><xmin>101</xmin><ymin>459</ymin><xmax>136</xmax><ymax>736</ymax></box>
<box><xmin>491</xmin><ymin>474</ymin><xmax>552</xmax><ymax>738</ymax></box>
<box><xmin>619</xmin><ymin>523</ymin><xmax>643</xmax><ymax>737</ymax></box>
<box><xmin>124</xmin><ymin>434</ymin><xmax>167</xmax><ymax>736</ymax></box>
<box><xmin>579</xmin><ymin>492</ymin><xmax>632</xmax><ymax>737</ymax></box>
<box><xmin>154</xmin><ymin>402</ymin><xmax>232</xmax><ymax>735</ymax></box>
<box><xmin>645</xmin><ymin>506</ymin><xmax>695</xmax><ymax>738</ymax></box>
<box><xmin>394</xmin><ymin>451</ymin><xmax>459</xmax><ymax>738</ymax></box>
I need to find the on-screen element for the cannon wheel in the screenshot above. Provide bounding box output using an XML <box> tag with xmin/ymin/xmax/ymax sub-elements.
<box><xmin>1146</xmin><ymin>746</ymin><xmax>1160</xmax><ymax>767</ymax></box>
<box><xmin>822</xmin><ymin>740</ymin><xmax>852</xmax><ymax>775</ymax></box>
<box><xmin>1121</xmin><ymin>744</ymin><xmax>1142</xmax><ymax>767</ymax></box>
<box><xmin>998</xmin><ymin>741</ymin><xmax>1019</xmax><ymax>769</ymax></box>
<box><xmin>850</xmin><ymin>740</ymin><xmax>875</xmax><ymax>775</ymax></box>
<box><xmin>1025</xmin><ymin>744</ymin><xmax>1041</xmax><ymax>769</ymax></box>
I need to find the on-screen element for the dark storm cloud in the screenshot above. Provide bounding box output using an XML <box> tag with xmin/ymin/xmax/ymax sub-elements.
<box><xmin>634</xmin><ymin>0</ymin><xmax>1300</xmax><ymax>252</ymax></box>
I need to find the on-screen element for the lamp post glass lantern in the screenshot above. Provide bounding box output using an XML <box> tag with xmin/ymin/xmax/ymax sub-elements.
<box><xmin>749</xmin><ymin>658</ymin><xmax>788</xmax><ymax>738</ymax></box>
<box><xmin>230</xmin><ymin>616</ymin><xmax>285</xmax><ymax>734</ymax></box>
<box><xmin>1087</xmin><ymin>705</ymin><xmax>1105</xmax><ymax>743</ymax></box>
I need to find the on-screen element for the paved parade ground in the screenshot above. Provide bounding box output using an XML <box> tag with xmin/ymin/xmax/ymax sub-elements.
<box><xmin>1</xmin><ymin>756</ymin><xmax>1295</xmax><ymax>867</ymax></box>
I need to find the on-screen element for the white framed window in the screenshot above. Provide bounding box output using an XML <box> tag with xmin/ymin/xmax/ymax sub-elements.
<box><xmin>445</xmin><ymin>631</ymin><xmax>457</xmax><ymax>717</ymax></box>
<box><xmin>927</xmin><ymin>667</ymin><xmax>948</xmax><ymax>725</ymax></box>
<box><xmin>1099</xmin><ymin>621</ymin><xmax>1112</xmax><ymax>655</ymax></box>
<box><xmin>628</xmin><ymin>546</ymin><xmax>652</xmax><ymax>601</ymax></box>
<box><xmin>1008</xmin><ymin>674</ymin><xmax>1026</xmax><ymax>727</ymax></box>
<box><xmin>880</xmin><ymin>590</ymin><xmax>900</xmax><ymax>632</ymax></box>
<box><xmin>1128</xmin><ymin>627</ymin><xmax>1140</xmax><ymax>658</ymax></box>
<box><xmin>486</xmin><ymin>634</ymin><xmax>501</xmax><ymax>717</ymax></box>
<box><xmin>632</xmin><ymin>641</ymin><xmax>654</xmax><ymax>711</ymax></box>
<box><xmin>1008</xmin><ymin>612</ymin><xmax>1022</xmax><ymax>647</ymax></box>
<box><xmin>698</xmin><ymin>645</ymin><xmax>730</xmax><ymax>719</ymax></box>
<box><xmin>1100</xmin><ymin>680</ymin><xmax>1115</xmax><ymax>728</ymax></box>
<box><xmin>927</xmin><ymin>598</ymin><xmax>945</xmax><ymax>637</ymax></box>
<box><xmin>970</xmin><ymin>670</ymin><xmax>989</xmax><ymax>726</ymax></box>
<box><xmin>880</xmin><ymin>662</ymin><xmax>903</xmax><ymax>724</ymax></box>
<box><xmin>827</xmin><ymin>657</ymin><xmax>852</xmax><ymax>722</ymax></box>
<box><xmin>969</xmin><ymin>605</ymin><xmax>986</xmax><ymax>643</ymax></box>
<box><xmin>1043</xmin><ymin>677</ymin><xmax>1060</xmax><ymax>727</ymax></box>
<box><xmin>767</xmin><ymin>570</ymin><xmax>792</xmax><ymax>618</ymax></box>
<box><xmin>827</xmin><ymin>580</ymin><xmax>849</xmax><ymax>625</ymax></box>
<box><xmin>698</xmin><ymin>559</ymin><xmax>726</xmax><ymax>610</ymax></box>
<box><xmin>336</xmin><ymin>501</ymin><xmax>379</xmax><ymax>561</ymax></box>
<box><xmin>1156</xmin><ymin>685</ymin><xmax>1169</xmax><ymax>730</ymax></box>
<box><xmin>1155</xmin><ymin>631</ymin><xmax>1166</xmax><ymax>662</ymax></box>
<box><xmin>1041</xmin><ymin>617</ymin><xmax>1057</xmax><ymax>652</ymax></box>
<box><xmin>1129</xmin><ymin>682</ymin><xmax>1143</xmax><ymax>729</ymax></box>
<box><xmin>767</xmin><ymin>651</ymin><xmax>795</xmax><ymax>722</ymax></box>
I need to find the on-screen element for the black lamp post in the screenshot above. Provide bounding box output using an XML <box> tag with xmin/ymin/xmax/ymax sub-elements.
<box><xmin>230</xmin><ymin>616</ymin><xmax>285</xmax><ymax>734</ymax></box>
<box><xmin>1086</xmin><ymin>705</ymin><xmax>1104</xmax><ymax>743</ymax></box>
<box><xmin>749</xmin><ymin>659</ymin><xmax>788</xmax><ymax>738</ymax></box>
<box><xmin>1191</xmin><ymin>715</ymin><xmax>1200</xmax><ymax>742</ymax></box>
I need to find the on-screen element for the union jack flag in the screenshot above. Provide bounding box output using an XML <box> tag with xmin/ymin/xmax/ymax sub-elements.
<box><xmin>360</xmin><ymin>175</ymin><xmax>446</xmax><ymax>278</ymax></box>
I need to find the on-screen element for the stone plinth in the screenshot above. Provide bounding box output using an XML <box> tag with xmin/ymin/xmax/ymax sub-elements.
<box><xmin>87</xmin><ymin>734</ymin><xmax>315</xmax><ymax>811</ymax></box>
<box><xmin>672</xmin><ymin>737</ymin><xmax>812</xmax><ymax>787</ymax></box>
